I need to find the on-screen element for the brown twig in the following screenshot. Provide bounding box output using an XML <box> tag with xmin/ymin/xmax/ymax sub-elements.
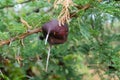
<box><xmin>70</xmin><ymin>4</ymin><xmax>90</xmax><ymax>18</ymax></box>
<box><xmin>0</xmin><ymin>0</ymin><xmax>33</xmax><ymax>9</ymax></box>
<box><xmin>0</xmin><ymin>28</ymin><xmax>42</xmax><ymax>47</ymax></box>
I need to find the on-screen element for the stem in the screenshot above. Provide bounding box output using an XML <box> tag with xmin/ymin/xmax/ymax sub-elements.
<box><xmin>0</xmin><ymin>28</ymin><xmax>42</xmax><ymax>47</ymax></box>
<box><xmin>45</xmin><ymin>45</ymin><xmax>51</xmax><ymax>72</ymax></box>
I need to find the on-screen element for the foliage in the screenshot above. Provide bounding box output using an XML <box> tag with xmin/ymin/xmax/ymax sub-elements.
<box><xmin>0</xmin><ymin>0</ymin><xmax>120</xmax><ymax>80</ymax></box>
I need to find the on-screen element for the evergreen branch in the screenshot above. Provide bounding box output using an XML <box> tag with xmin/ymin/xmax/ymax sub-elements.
<box><xmin>0</xmin><ymin>4</ymin><xmax>90</xmax><ymax>47</ymax></box>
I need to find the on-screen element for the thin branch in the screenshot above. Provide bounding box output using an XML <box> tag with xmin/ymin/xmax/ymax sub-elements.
<box><xmin>0</xmin><ymin>28</ymin><xmax>42</xmax><ymax>47</ymax></box>
<box><xmin>0</xmin><ymin>0</ymin><xmax>33</xmax><ymax>9</ymax></box>
<box><xmin>70</xmin><ymin>4</ymin><xmax>90</xmax><ymax>18</ymax></box>
<box><xmin>20</xmin><ymin>17</ymin><xmax>32</xmax><ymax>30</ymax></box>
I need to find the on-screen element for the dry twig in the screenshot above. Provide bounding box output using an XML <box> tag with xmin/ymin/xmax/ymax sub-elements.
<box><xmin>20</xmin><ymin>18</ymin><xmax>32</xmax><ymax>30</ymax></box>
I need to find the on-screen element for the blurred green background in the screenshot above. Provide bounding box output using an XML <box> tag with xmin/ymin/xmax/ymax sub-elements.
<box><xmin>0</xmin><ymin>0</ymin><xmax>120</xmax><ymax>80</ymax></box>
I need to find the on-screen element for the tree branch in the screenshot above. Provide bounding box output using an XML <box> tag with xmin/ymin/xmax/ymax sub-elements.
<box><xmin>0</xmin><ymin>4</ymin><xmax>90</xmax><ymax>47</ymax></box>
<box><xmin>0</xmin><ymin>28</ymin><xmax>42</xmax><ymax>47</ymax></box>
<box><xmin>0</xmin><ymin>0</ymin><xmax>33</xmax><ymax>9</ymax></box>
<box><xmin>70</xmin><ymin>4</ymin><xmax>90</xmax><ymax>18</ymax></box>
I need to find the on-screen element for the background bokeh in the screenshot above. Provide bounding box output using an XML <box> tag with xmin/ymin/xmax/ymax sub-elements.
<box><xmin>0</xmin><ymin>0</ymin><xmax>120</xmax><ymax>80</ymax></box>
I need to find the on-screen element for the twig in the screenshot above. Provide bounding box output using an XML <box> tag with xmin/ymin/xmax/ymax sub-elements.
<box><xmin>20</xmin><ymin>18</ymin><xmax>32</xmax><ymax>30</ymax></box>
<box><xmin>0</xmin><ymin>28</ymin><xmax>42</xmax><ymax>47</ymax></box>
<box><xmin>0</xmin><ymin>0</ymin><xmax>33</xmax><ymax>9</ymax></box>
<box><xmin>70</xmin><ymin>4</ymin><xmax>90</xmax><ymax>18</ymax></box>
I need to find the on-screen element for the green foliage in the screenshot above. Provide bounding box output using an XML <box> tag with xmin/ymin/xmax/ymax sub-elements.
<box><xmin>0</xmin><ymin>0</ymin><xmax>120</xmax><ymax>80</ymax></box>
